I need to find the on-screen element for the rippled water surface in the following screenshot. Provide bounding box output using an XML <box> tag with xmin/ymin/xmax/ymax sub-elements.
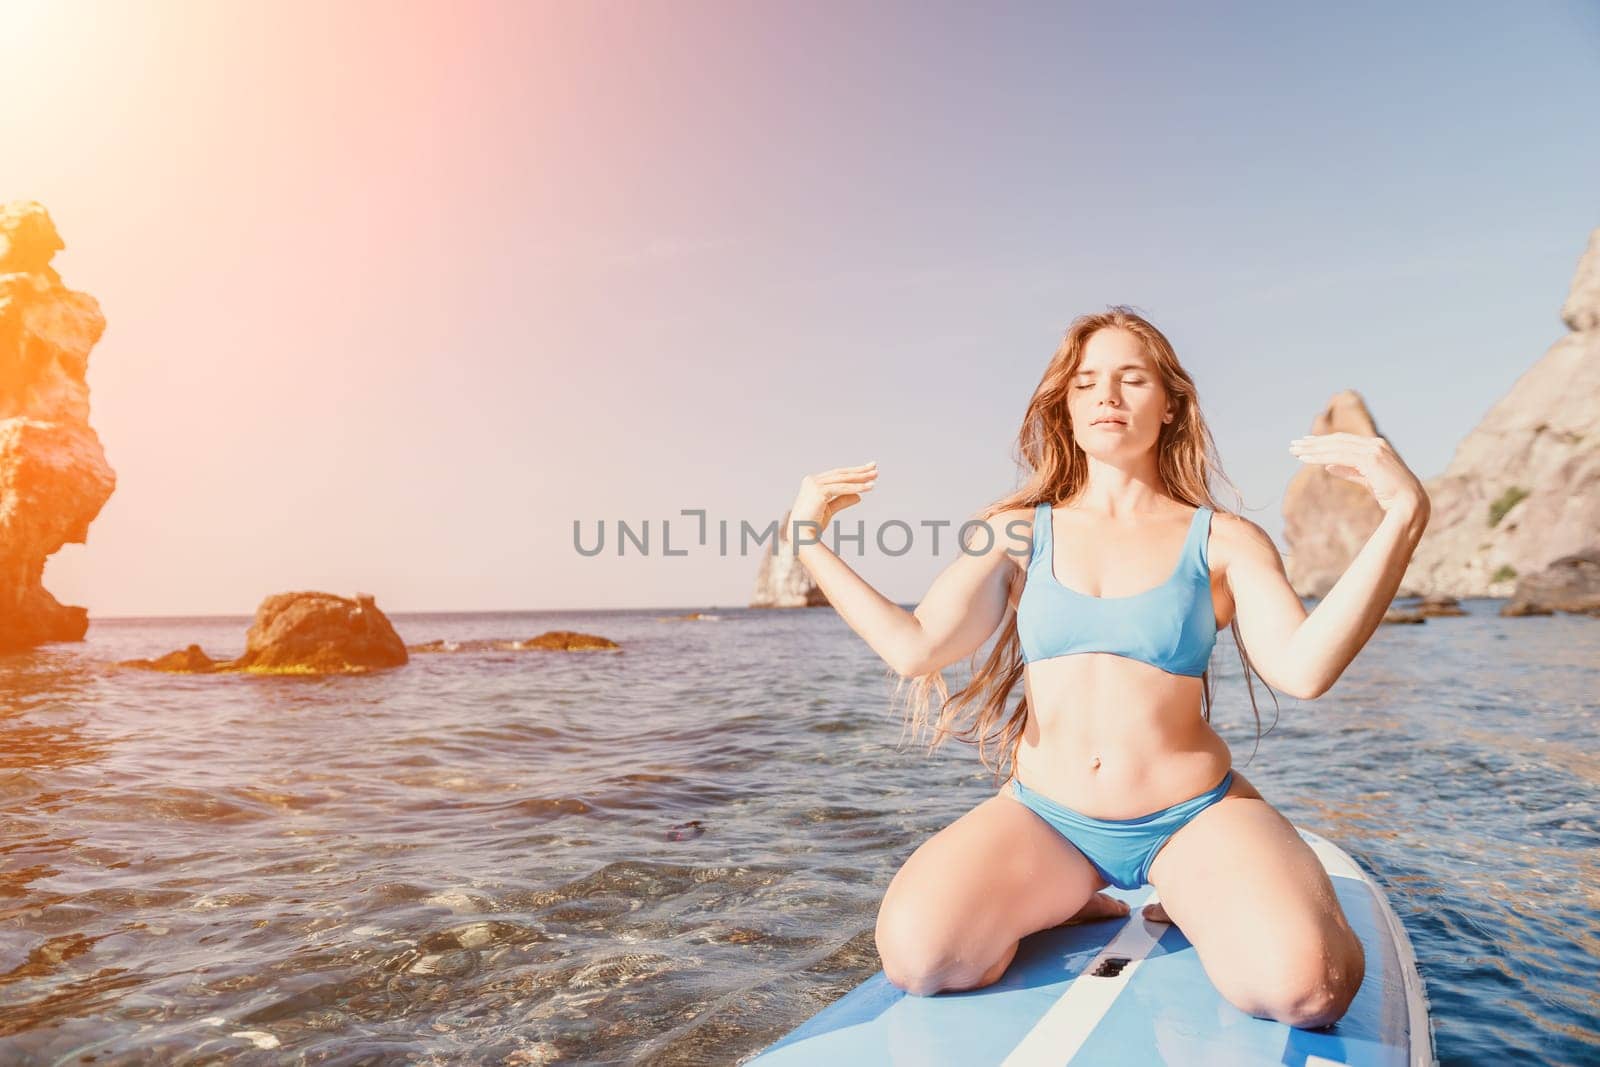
<box><xmin>1</xmin><ymin>603</ymin><xmax>1596</xmax><ymax>1065</ymax></box>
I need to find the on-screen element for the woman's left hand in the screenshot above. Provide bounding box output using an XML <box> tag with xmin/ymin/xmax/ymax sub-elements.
<box><xmin>1288</xmin><ymin>432</ymin><xmax>1430</xmax><ymax>518</ymax></box>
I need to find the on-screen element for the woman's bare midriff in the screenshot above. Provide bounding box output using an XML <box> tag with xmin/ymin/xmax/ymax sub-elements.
<box><xmin>1000</xmin><ymin>513</ymin><xmax>1238</xmax><ymax>819</ymax></box>
<box><xmin>1009</xmin><ymin>653</ymin><xmax>1233</xmax><ymax>819</ymax></box>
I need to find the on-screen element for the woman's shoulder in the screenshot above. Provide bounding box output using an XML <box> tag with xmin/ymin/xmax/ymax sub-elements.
<box><xmin>1205</xmin><ymin>509</ymin><xmax>1285</xmax><ymax>574</ymax></box>
<box><xmin>956</xmin><ymin>505</ymin><xmax>1038</xmax><ymax>569</ymax></box>
<box><xmin>1206</xmin><ymin>507</ymin><xmax>1269</xmax><ymax>541</ymax></box>
<box><xmin>964</xmin><ymin>501</ymin><xmax>1040</xmax><ymax>524</ymax></box>
<box><xmin>969</xmin><ymin>505</ymin><xmax>1039</xmax><ymax>540</ymax></box>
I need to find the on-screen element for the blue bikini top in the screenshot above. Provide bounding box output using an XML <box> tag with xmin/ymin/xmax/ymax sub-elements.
<box><xmin>1016</xmin><ymin>502</ymin><xmax>1219</xmax><ymax>677</ymax></box>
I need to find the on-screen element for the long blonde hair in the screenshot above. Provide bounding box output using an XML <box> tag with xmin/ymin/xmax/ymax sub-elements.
<box><xmin>891</xmin><ymin>305</ymin><xmax>1279</xmax><ymax>785</ymax></box>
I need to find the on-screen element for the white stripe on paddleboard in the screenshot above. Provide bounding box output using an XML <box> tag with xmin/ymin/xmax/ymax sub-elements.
<box><xmin>1000</xmin><ymin>906</ymin><xmax>1165</xmax><ymax>1066</ymax></box>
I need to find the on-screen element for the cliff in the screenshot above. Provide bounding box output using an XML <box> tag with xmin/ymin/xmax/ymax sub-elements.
<box><xmin>1402</xmin><ymin>228</ymin><xmax>1600</xmax><ymax>597</ymax></box>
<box><xmin>0</xmin><ymin>201</ymin><xmax>116</xmax><ymax>652</ymax></box>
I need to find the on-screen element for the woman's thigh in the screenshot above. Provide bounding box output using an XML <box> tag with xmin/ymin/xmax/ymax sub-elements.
<box><xmin>1145</xmin><ymin>771</ymin><xmax>1366</xmax><ymax>1027</ymax></box>
<box><xmin>875</xmin><ymin>782</ymin><xmax>1108</xmax><ymax>994</ymax></box>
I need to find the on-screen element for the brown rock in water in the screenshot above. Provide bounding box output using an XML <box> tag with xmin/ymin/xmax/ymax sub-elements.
<box><xmin>1282</xmin><ymin>391</ymin><xmax>1390</xmax><ymax>598</ymax></box>
<box><xmin>1381</xmin><ymin>609</ymin><xmax>1427</xmax><ymax>625</ymax></box>
<box><xmin>1403</xmin><ymin>228</ymin><xmax>1600</xmax><ymax>598</ymax></box>
<box><xmin>751</xmin><ymin>508</ymin><xmax>830</xmax><ymax>608</ymax></box>
<box><xmin>0</xmin><ymin>202</ymin><xmax>117</xmax><ymax>652</ymax></box>
<box><xmin>119</xmin><ymin>643</ymin><xmax>220</xmax><ymax>672</ymax></box>
<box><xmin>1416</xmin><ymin>594</ymin><xmax>1467</xmax><ymax>618</ymax></box>
<box><xmin>121</xmin><ymin>593</ymin><xmax>408</xmax><ymax>674</ymax></box>
<box><xmin>229</xmin><ymin>591</ymin><xmax>408</xmax><ymax>673</ymax></box>
<box><xmin>1501</xmin><ymin>549</ymin><xmax>1600</xmax><ymax>617</ymax></box>
<box><xmin>516</xmin><ymin>630</ymin><xmax>620</xmax><ymax>650</ymax></box>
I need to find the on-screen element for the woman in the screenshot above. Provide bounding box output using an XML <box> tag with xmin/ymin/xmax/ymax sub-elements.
<box><xmin>787</xmin><ymin>306</ymin><xmax>1430</xmax><ymax>1030</ymax></box>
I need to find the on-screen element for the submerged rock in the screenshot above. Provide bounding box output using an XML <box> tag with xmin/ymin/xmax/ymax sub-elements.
<box><xmin>120</xmin><ymin>643</ymin><xmax>219</xmax><ymax>673</ymax></box>
<box><xmin>406</xmin><ymin>630</ymin><xmax>621</xmax><ymax>653</ymax></box>
<box><xmin>408</xmin><ymin>638</ymin><xmax>469</xmax><ymax>653</ymax></box>
<box><xmin>666</xmin><ymin>819</ymin><xmax>706</xmax><ymax>841</ymax></box>
<box><xmin>516</xmin><ymin>630</ymin><xmax>619</xmax><ymax>651</ymax></box>
<box><xmin>1381</xmin><ymin>608</ymin><xmax>1427</xmax><ymax>625</ymax></box>
<box><xmin>1416</xmin><ymin>594</ymin><xmax>1467</xmax><ymax>618</ymax></box>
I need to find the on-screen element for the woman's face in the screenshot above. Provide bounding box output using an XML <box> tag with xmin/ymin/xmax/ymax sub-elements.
<box><xmin>1068</xmin><ymin>327</ymin><xmax>1170</xmax><ymax>458</ymax></box>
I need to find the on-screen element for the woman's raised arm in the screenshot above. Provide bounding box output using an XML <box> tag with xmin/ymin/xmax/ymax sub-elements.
<box><xmin>1232</xmin><ymin>432</ymin><xmax>1431</xmax><ymax>700</ymax></box>
<box><xmin>786</xmin><ymin>463</ymin><xmax>1028</xmax><ymax>677</ymax></box>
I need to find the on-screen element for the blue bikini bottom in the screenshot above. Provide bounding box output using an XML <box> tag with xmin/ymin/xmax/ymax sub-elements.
<box><xmin>1010</xmin><ymin>769</ymin><xmax>1236</xmax><ymax>891</ymax></box>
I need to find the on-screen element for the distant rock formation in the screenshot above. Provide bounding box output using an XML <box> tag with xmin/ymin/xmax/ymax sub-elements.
<box><xmin>1403</xmin><ymin>228</ymin><xmax>1600</xmax><ymax>598</ymax></box>
<box><xmin>0</xmin><ymin>201</ymin><xmax>116</xmax><ymax>652</ymax></box>
<box><xmin>1282</xmin><ymin>391</ymin><xmax>1389</xmax><ymax>598</ymax></box>
<box><xmin>119</xmin><ymin>591</ymin><xmax>408</xmax><ymax>674</ymax></box>
<box><xmin>750</xmin><ymin>508</ymin><xmax>829</xmax><ymax>608</ymax></box>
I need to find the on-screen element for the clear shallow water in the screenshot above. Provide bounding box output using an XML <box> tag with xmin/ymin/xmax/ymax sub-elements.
<box><xmin>0</xmin><ymin>602</ymin><xmax>1595</xmax><ymax>1065</ymax></box>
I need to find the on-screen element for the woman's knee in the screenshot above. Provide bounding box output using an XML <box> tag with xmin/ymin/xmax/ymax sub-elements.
<box><xmin>875</xmin><ymin>897</ymin><xmax>957</xmax><ymax>995</ymax></box>
<box><xmin>876</xmin><ymin>932</ymin><xmax>1012</xmax><ymax>997</ymax></box>
<box><xmin>1221</xmin><ymin>926</ymin><xmax>1366</xmax><ymax>1028</ymax></box>
<box><xmin>875</xmin><ymin>888</ymin><xmax>1018</xmax><ymax>996</ymax></box>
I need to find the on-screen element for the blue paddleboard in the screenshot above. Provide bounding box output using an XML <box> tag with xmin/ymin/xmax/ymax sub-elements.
<box><xmin>748</xmin><ymin>828</ymin><xmax>1435</xmax><ymax>1066</ymax></box>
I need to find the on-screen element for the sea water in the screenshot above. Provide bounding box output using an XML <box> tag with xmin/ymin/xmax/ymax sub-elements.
<box><xmin>0</xmin><ymin>601</ymin><xmax>1595</xmax><ymax>1064</ymax></box>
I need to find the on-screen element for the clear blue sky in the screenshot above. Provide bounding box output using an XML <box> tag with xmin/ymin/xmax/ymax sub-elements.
<box><xmin>11</xmin><ymin>0</ymin><xmax>1599</xmax><ymax>615</ymax></box>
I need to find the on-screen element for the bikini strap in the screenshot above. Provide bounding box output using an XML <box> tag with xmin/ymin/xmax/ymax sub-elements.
<box><xmin>1188</xmin><ymin>506</ymin><xmax>1213</xmax><ymax>575</ymax></box>
<box><xmin>1031</xmin><ymin>502</ymin><xmax>1050</xmax><ymax>569</ymax></box>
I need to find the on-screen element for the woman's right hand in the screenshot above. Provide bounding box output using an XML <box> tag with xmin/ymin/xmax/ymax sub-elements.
<box><xmin>787</xmin><ymin>461</ymin><xmax>878</xmax><ymax>543</ymax></box>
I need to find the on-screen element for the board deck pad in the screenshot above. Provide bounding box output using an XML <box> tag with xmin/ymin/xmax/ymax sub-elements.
<box><xmin>748</xmin><ymin>829</ymin><xmax>1435</xmax><ymax>1066</ymax></box>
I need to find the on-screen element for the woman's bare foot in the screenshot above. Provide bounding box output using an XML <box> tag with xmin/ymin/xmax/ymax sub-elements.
<box><xmin>1141</xmin><ymin>901</ymin><xmax>1172</xmax><ymax>923</ymax></box>
<box><xmin>1064</xmin><ymin>891</ymin><xmax>1130</xmax><ymax>925</ymax></box>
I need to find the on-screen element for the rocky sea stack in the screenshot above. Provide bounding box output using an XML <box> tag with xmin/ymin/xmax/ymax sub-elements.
<box><xmin>0</xmin><ymin>201</ymin><xmax>116</xmax><ymax>653</ymax></box>
<box><xmin>1282</xmin><ymin>390</ymin><xmax>1391</xmax><ymax>598</ymax></box>
<box><xmin>751</xmin><ymin>508</ymin><xmax>829</xmax><ymax>608</ymax></box>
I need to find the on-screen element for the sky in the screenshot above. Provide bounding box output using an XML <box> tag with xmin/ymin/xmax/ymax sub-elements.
<box><xmin>5</xmin><ymin>0</ymin><xmax>1598</xmax><ymax>617</ymax></box>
